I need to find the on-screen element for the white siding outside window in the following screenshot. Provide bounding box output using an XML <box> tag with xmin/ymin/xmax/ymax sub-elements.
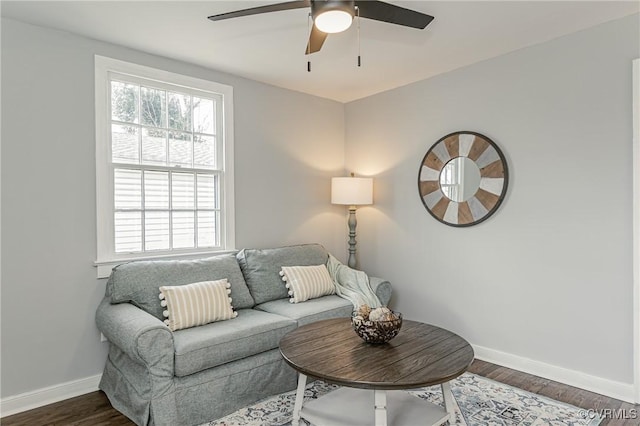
<box><xmin>95</xmin><ymin>56</ymin><xmax>235</xmax><ymax>278</ymax></box>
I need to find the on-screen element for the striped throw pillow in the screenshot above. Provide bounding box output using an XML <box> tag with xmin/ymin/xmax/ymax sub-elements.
<box><xmin>159</xmin><ymin>279</ymin><xmax>238</xmax><ymax>331</ymax></box>
<box><xmin>280</xmin><ymin>265</ymin><xmax>335</xmax><ymax>303</ymax></box>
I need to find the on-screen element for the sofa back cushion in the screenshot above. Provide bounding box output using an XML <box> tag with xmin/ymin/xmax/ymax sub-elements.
<box><xmin>107</xmin><ymin>254</ymin><xmax>255</xmax><ymax>321</ymax></box>
<box><xmin>237</xmin><ymin>244</ymin><xmax>329</xmax><ymax>305</ymax></box>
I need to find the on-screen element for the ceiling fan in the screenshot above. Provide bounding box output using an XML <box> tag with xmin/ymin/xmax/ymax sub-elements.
<box><xmin>207</xmin><ymin>0</ymin><xmax>434</xmax><ymax>55</ymax></box>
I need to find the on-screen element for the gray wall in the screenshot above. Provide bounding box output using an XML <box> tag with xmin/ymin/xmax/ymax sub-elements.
<box><xmin>345</xmin><ymin>14</ymin><xmax>638</xmax><ymax>384</ymax></box>
<box><xmin>2</xmin><ymin>11</ymin><xmax>638</xmax><ymax>401</ymax></box>
<box><xmin>0</xmin><ymin>18</ymin><xmax>346</xmax><ymax>398</ymax></box>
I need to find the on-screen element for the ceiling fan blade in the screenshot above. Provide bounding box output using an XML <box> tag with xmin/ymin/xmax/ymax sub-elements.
<box><xmin>306</xmin><ymin>25</ymin><xmax>328</xmax><ymax>55</ymax></box>
<box><xmin>208</xmin><ymin>1</ymin><xmax>310</xmax><ymax>22</ymax></box>
<box><xmin>355</xmin><ymin>1</ymin><xmax>434</xmax><ymax>29</ymax></box>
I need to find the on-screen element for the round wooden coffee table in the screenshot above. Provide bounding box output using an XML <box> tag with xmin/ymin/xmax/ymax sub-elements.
<box><xmin>279</xmin><ymin>317</ymin><xmax>474</xmax><ymax>426</ymax></box>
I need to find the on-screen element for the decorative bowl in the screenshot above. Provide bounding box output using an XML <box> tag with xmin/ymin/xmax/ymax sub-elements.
<box><xmin>351</xmin><ymin>311</ymin><xmax>403</xmax><ymax>344</ymax></box>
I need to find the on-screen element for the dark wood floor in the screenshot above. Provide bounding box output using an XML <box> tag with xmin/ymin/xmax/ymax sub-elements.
<box><xmin>3</xmin><ymin>359</ymin><xmax>639</xmax><ymax>425</ymax></box>
<box><xmin>469</xmin><ymin>360</ymin><xmax>639</xmax><ymax>426</ymax></box>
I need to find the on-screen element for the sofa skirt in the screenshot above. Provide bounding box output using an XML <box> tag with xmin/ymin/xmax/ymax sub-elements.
<box><xmin>174</xmin><ymin>348</ymin><xmax>297</xmax><ymax>425</ymax></box>
<box><xmin>100</xmin><ymin>345</ymin><xmax>297</xmax><ymax>426</ymax></box>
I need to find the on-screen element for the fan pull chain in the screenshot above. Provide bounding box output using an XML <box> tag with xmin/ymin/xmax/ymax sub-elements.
<box><xmin>356</xmin><ymin>6</ymin><xmax>361</xmax><ymax>68</ymax></box>
<box><xmin>307</xmin><ymin>12</ymin><xmax>311</xmax><ymax>72</ymax></box>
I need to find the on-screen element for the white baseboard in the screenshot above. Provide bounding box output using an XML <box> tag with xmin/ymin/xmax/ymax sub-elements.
<box><xmin>0</xmin><ymin>374</ymin><xmax>102</xmax><ymax>418</ymax></box>
<box><xmin>473</xmin><ymin>344</ymin><xmax>636</xmax><ymax>404</ymax></box>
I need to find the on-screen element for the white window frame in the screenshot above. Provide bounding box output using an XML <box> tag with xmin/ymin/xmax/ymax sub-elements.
<box><xmin>94</xmin><ymin>56</ymin><xmax>235</xmax><ymax>278</ymax></box>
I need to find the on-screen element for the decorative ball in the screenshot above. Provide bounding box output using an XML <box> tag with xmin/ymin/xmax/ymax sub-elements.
<box><xmin>368</xmin><ymin>306</ymin><xmax>392</xmax><ymax>321</ymax></box>
<box><xmin>356</xmin><ymin>304</ymin><xmax>372</xmax><ymax>319</ymax></box>
<box><xmin>352</xmin><ymin>309</ymin><xmax>402</xmax><ymax>344</ymax></box>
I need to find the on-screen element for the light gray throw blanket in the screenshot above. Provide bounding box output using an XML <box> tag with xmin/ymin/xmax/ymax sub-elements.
<box><xmin>326</xmin><ymin>254</ymin><xmax>381</xmax><ymax>308</ymax></box>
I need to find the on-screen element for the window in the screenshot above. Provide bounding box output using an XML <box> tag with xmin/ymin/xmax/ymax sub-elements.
<box><xmin>95</xmin><ymin>56</ymin><xmax>234</xmax><ymax>277</ymax></box>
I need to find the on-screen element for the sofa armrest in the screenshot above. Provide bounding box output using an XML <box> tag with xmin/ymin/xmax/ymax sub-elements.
<box><xmin>96</xmin><ymin>297</ymin><xmax>174</xmax><ymax>376</ymax></box>
<box><xmin>370</xmin><ymin>276</ymin><xmax>392</xmax><ymax>306</ymax></box>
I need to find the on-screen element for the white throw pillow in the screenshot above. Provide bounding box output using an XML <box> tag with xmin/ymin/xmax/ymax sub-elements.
<box><xmin>159</xmin><ymin>279</ymin><xmax>237</xmax><ymax>331</ymax></box>
<box><xmin>280</xmin><ymin>265</ymin><xmax>335</xmax><ymax>303</ymax></box>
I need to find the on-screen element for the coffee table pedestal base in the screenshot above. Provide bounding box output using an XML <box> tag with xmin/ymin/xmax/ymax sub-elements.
<box><xmin>298</xmin><ymin>386</ymin><xmax>451</xmax><ymax>426</ymax></box>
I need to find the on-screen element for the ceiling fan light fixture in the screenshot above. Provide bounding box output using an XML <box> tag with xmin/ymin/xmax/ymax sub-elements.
<box><xmin>208</xmin><ymin>0</ymin><xmax>434</xmax><ymax>56</ymax></box>
<box><xmin>314</xmin><ymin>9</ymin><xmax>353</xmax><ymax>33</ymax></box>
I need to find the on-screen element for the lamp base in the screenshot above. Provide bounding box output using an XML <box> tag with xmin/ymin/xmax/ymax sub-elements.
<box><xmin>347</xmin><ymin>206</ymin><xmax>357</xmax><ymax>269</ymax></box>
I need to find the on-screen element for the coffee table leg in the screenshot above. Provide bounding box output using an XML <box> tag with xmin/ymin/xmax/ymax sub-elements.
<box><xmin>441</xmin><ymin>381</ymin><xmax>455</xmax><ymax>422</ymax></box>
<box><xmin>374</xmin><ymin>390</ymin><xmax>387</xmax><ymax>426</ymax></box>
<box><xmin>292</xmin><ymin>373</ymin><xmax>307</xmax><ymax>426</ymax></box>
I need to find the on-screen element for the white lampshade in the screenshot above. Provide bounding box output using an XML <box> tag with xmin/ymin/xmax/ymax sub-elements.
<box><xmin>331</xmin><ymin>177</ymin><xmax>373</xmax><ymax>206</ymax></box>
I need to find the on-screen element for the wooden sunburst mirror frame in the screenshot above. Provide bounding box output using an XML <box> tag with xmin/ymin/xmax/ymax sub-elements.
<box><xmin>418</xmin><ymin>131</ymin><xmax>508</xmax><ymax>227</ymax></box>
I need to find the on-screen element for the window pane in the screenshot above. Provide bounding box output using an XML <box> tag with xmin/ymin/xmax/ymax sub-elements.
<box><xmin>114</xmin><ymin>169</ymin><xmax>142</xmax><ymax>210</ymax></box>
<box><xmin>169</xmin><ymin>132</ymin><xmax>192</xmax><ymax>167</ymax></box>
<box><xmin>115</xmin><ymin>211</ymin><xmax>142</xmax><ymax>253</ymax></box>
<box><xmin>112</xmin><ymin>124</ymin><xmax>139</xmax><ymax>164</ymax></box>
<box><xmin>194</xmin><ymin>135</ymin><xmax>216</xmax><ymax>169</ymax></box>
<box><xmin>103</xmin><ymin>66</ymin><xmax>230</xmax><ymax>259</ymax></box>
<box><xmin>172</xmin><ymin>173</ymin><xmax>194</xmax><ymax>209</ymax></box>
<box><xmin>197</xmin><ymin>174</ymin><xmax>217</xmax><ymax>209</ymax></box>
<box><xmin>197</xmin><ymin>211</ymin><xmax>217</xmax><ymax>248</ymax></box>
<box><xmin>145</xmin><ymin>211</ymin><xmax>170</xmax><ymax>251</ymax></box>
<box><xmin>193</xmin><ymin>97</ymin><xmax>215</xmax><ymax>135</ymax></box>
<box><xmin>111</xmin><ymin>81</ymin><xmax>139</xmax><ymax>124</ymax></box>
<box><xmin>173</xmin><ymin>211</ymin><xmax>195</xmax><ymax>249</ymax></box>
<box><xmin>144</xmin><ymin>171</ymin><xmax>169</xmax><ymax>209</ymax></box>
<box><xmin>141</xmin><ymin>86</ymin><xmax>166</xmax><ymax>128</ymax></box>
<box><xmin>168</xmin><ymin>92</ymin><xmax>191</xmax><ymax>131</ymax></box>
<box><xmin>142</xmin><ymin>128</ymin><xmax>167</xmax><ymax>166</ymax></box>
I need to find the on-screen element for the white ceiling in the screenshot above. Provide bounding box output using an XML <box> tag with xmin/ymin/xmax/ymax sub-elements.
<box><xmin>2</xmin><ymin>1</ymin><xmax>638</xmax><ymax>102</ymax></box>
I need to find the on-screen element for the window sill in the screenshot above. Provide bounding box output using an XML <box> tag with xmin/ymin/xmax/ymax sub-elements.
<box><xmin>94</xmin><ymin>249</ymin><xmax>237</xmax><ymax>279</ymax></box>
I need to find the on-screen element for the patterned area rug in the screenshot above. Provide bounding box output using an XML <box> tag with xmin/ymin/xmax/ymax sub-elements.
<box><xmin>208</xmin><ymin>372</ymin><xmax>601</xmax><ymax>426</ymax></box>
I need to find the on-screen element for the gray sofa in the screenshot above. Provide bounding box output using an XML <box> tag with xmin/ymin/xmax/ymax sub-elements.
<box><xmin>96</xmin><ymin>244</ymin><xmax>392</xmax><ymax>426</ymax></box>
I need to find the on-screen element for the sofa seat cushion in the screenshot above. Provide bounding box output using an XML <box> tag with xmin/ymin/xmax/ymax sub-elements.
<box><xmin>256</xmin><ymin>295</ymin><xmax>353</xmax><ymax>326</ymax></box>
<box><xmin>172</xmin><ymin>309</ymin><xmax>296</xmax><ymax>377</ymax></box>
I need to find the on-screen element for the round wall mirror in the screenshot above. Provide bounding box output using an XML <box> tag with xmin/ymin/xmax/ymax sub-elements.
<box><xmin>418</xmin><ymin>131</ymin><xmax>508</xmax><ymax>227</ymax></box>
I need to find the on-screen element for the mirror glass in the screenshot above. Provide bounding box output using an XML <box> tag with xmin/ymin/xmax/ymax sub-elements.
<box><xmin>439</xmin><ymin>157</ymin><xmax>481</xmax><ymax>202</ymax></box>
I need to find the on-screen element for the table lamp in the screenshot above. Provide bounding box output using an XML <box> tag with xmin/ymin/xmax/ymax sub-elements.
<box><xmin>331</xmin><ymin>173</ymin><xmax>373</xmax><ymax>268</ymax></box>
